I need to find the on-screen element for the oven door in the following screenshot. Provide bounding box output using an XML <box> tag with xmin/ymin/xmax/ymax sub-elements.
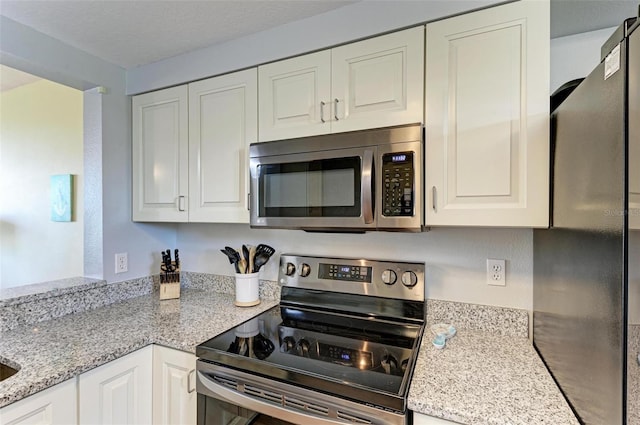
<box><xmin>196</xmin><ymin>360</ymin><xmax>407</xmax><ymax>425</ymax></box>
<box><xmin>249</xmin><ymin>147</ymin><xmax>375</xmax><ymax>231</ymax></box>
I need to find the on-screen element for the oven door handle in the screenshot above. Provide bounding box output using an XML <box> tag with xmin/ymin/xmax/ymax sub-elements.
<box><xmin>362</xmin><ymin>149</ymin><xmax>374</xmax><ymax>225</ymax></box>
<box><xmin>197</xmin><ymin>371</ymin><xmax>348</xmax><ymax>425</ymax></box>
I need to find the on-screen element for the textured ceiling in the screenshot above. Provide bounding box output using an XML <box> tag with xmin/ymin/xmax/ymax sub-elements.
<box><xmin>0</xmin><ymin>0</ymin><xmax>638</xmax><ymax>89</ymax></box>
<box><xmin>0</xmin><ymin>0</ymin><xmax>357</xmax><ymax>69</ymax></box>
<box><xmin>551</xmin><ymin>0</ymin><xmax>639</xmax><ymax>38</ymax></box>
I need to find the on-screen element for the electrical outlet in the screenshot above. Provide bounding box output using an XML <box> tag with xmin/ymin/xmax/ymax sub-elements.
<box><xmin>486</xmin><ymin>259</ymin><xmax>506</xmax><ymax>286</ymax></box>
<box><xmin>115</xmin><ymin>253</ymin><xmax>128</xmax><ymax>274</ymax></box>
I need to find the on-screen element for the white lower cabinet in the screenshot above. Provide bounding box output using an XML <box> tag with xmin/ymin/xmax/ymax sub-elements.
<box><xmin>79</xmin><ymin>346</ymin><xmax>153</xmax><ymax>425</ymax></box>
<box><xmin>0</xmin><ymin>345</ymin><xmax>197</xmax><ymax>425</ymax></box>
<box><xmin>152</xmin><ymin>345</ymin><xmax>197</xmax><ymax>425</ymax></box>
<box><xmin>0</xmin><ymin>379</ymin><xmax>76</xmax><ymax>425</ymax></box>
<box><xmin>413</xmin><ymin>412</ymin><xmax>460</xmax><ymax>424</ymax></box>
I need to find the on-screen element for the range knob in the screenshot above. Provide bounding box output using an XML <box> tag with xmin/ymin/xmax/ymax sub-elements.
<box><xmin>285</xmin><ymin>262</ymin><xmax>296</xmax><ymax>276</ymax></box>
<box><xmin>299</xmin><ymin>263</ymin><xmax>311</xmax><ymax>277</ymax></box>
<box><xmin>282</xmin><ymin>336</ymin><xmax>295</xmax><ymax>352</ymax></box>
<box><xmin>401</xmin><ymin>271</ymin><xmax>418</xmax><ymax>287</ymax></box>
<box><xmin>381</xmin><ymin>269</ymin><xmax>397</xmax><ymax>285</ymax></box>
<box><xmin>297</xmin><ymin>339</ymin><xmax>311</xmax><ymax>357</ymax></box>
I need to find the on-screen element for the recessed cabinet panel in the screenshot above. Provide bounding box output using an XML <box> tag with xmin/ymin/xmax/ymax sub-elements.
<box><xmin>133</xmin><ymin>86</ymin><xmax>189</xmax><ymax>222</ymax></box>
<box><xmin>426</xmin><ymin>0</ymin><xmax>549</xmax><ymax>227</ymax></box>
<box><xmin>142</xmin><ymin>104</ymin><xmax>183</xmax><ymax>203</ymax></box>
<box><xmin>0</xmin><ymin>379</ymin><xmax>76</xmax><ymax>425</ymax></box>
<box><xmin>188</xmin><ymin>68</ymin><xmax>257</xmax><ymax>223</ymax></box>
<box><xmin>451</xmin><ymin>25</ymin><xmax>520</xmax><ymax>199</ymax></box>
<box><xmin>332</xmin><ymin>27</ymin><xmax>424</xmax><ymax>134</ymax></box>
<box><xmin>153</xmin><ymin>346</ymin><xmax>196</xmax><ymax>425</ymax></box>
<box><xmin>258</xmin><ymin>51</ymin><xmax>331</xmax><ymax>141</ymax></box>
<box><xmin>79</xmin><ymin>346</ymin><xmax>152</xmax><ymax>425</ymax></box>
<box><xmin>199</xmin><ymin>88</ymin><xmax>244</xmax><ymax>203</ymax></box>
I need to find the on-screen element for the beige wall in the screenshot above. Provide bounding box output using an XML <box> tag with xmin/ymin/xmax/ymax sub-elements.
<box><xmin>0</xmin><ymin>79</ymin><xmax>83</xmax><ymax>288</ymax></box>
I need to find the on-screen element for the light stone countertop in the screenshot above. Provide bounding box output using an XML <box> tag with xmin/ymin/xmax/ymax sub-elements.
<box><xmin>1</xmin><ymin>286</ymin><xmax>578</xmax><ymax>425</ymax></box>
<box><xmin>408</xmin><ymin>329</ymin><xmax>579</xmax><ymax>425</ymax></box>
<box><xmin>0</xmin><ymin>288</ymin><xmax>278</xmax><ymax>408</ymax></box>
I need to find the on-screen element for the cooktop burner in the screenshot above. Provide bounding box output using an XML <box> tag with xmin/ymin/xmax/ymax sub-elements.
<box><xmin>196</xmin><ymin>254</ymin><xmax>426</xmax><ymax>413</ymax></box>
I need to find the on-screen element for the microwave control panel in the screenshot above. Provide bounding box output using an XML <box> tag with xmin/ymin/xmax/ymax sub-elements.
<box><xmin>382</xmin><ymin>152</ymin><xmax>414</xmax><ymax>217</ymax></box>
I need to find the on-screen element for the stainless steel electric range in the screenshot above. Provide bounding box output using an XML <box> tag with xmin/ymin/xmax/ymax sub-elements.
<box><xmin>196</xmin><ymin>254</ymin><xmax>425</xmax><ymax>425</ymax></box>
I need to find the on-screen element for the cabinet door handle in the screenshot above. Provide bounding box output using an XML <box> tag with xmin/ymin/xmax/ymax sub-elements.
<box><xmin>187</xmin><ymin>369</ymin><xmax>196</xmax><ymax>393</ymax></box>
<box><xmin>320</xmin><ymin>101</ymin><xmax>326</xmax><ymax>123</ymax></box>
<box><xmin>431</xmin><ymin>186</ymin><xmax>437</xmax><ymax>212</ymax></box>
<box><xmin>334</xmin><ymin>98</ymin><xmax>339</xmax><ymax>121</ymax></box>
<box><xmin>247</xmin><ymin>193</ymin><xmax>251</xmax><ymax>211</ymax></box>
<box><xmin>178</xmin><ymin>196</ymin><xmax>186</xmax><ymax>212</ymax></box>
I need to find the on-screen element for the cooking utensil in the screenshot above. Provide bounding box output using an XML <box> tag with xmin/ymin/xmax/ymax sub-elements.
<box><xmin>256</xmin><ymin>244</ymin><xmax>275</xmax><ymax>258</ymax></box>
<box><xmin>242</xmin><ymin>245</ymin><xmax>250</xmax><ymax>270</ymax></box>
<box><xmin>249</xmin><ymin>245</ymin><xmax>256</xmax><ymax>273</ymax></box>
<box><xmin>223</xmin><ymin>246</ymin><xmax>241</xmax><ymax>273</ymax></box>
<box><xmin>238</xmin><ymin>258</ymin><xmax>248</xmax><ymax>274</ymax></box>
<box><xmin>253</xmin><ymin>244</ymin><xmax>275</xmax><ymax>272</ymax></box>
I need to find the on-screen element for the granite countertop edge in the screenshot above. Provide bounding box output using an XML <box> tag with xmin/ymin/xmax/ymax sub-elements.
<box><xmin>0</xmin><ymin>289</ymin><xmax>279</xmax><ymax>408</ymax></box>
<box><xmin>0</xmin><ymin>289</ymin><xmax>578</xmax><ymax>425</ymax></box>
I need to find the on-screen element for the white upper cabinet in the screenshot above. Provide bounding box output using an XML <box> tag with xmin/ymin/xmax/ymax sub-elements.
<box><xmin>188</xmin><ymin>68</ymin><xmax>257</xmax><ymax>223</ymax></box>
<box><xmin>258</xmin><ymin>51</ymin><xmax>331</xmax><ymax>141</ymax></box>
<box><xmin>258</xmin><ymin>27</ymin><xmax>424</xmax><ymax>142</ymax></box>
<box><xmin>331</xmin><ymin>26</ymin><xmax>424</xmax><ymax>134</ymax></box>
<box><xmin>132</xmin><ymin>86</ymin><xmax>189</xmax><ymax>222</ymax></box>
<box><xmin>132</xmin><ymin>69</ymin><xmax>257</xmax><ymax>223</ymax></box>
<box><xmin>425</xmin><ymin>0</ymin><xmax>550</xmax><ymax>227</ymax></box>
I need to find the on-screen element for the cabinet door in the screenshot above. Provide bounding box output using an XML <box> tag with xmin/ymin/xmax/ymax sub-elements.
<box><xmin>331</xmin><ymin>26</ymin><xmax>424</xmax><ymax>133</ymax></box>
<box><xmin>425</xmin><ymin>0</ymin><xmax>549</xmax><ymax>227</ymax></box>
<box><xmin>188</xmin><ymin>69</ymin><xmax>257</xmax><ymax>222</ymax></box>
<box><xmin>79</xmin><ymin>346</ymin><xmax>153</xmax><ymax>425</ymax></box>
<box><xmin>132</xmin><ymin>86</ymin><xmax>189</xmax><ymax>222</ymax></box>
<box><xmin>152</xmin><ymin>346</ymin><xmax>197</xmax><ymax>425</ymax></box>
<box><xmin>258</xmin><ymin>50</ymin><xmax>331</xmax><ymax>141</ymax></box>
<box><xmin>0</xmin><ymin>379</ymin><xmax>76</xmax><ymax>425</ymax></box>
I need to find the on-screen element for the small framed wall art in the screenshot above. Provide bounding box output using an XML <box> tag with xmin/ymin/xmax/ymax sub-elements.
<box><xmin>51</xmin><ymin>174</ymin><xmax>73</xmax><ymax>222</ymax></box>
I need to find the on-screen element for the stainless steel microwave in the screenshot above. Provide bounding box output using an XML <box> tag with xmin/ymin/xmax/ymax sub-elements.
<box><xmin>249</xmin><ymin>124</ymin><xmax>424</xmax><ymax>232</ymax></box>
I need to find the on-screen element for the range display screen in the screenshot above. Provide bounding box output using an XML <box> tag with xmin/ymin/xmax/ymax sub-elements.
<box><xmin>318</xmin><ymin>263</ymin><xmax>372</xmax><ymax>282</ymax></box>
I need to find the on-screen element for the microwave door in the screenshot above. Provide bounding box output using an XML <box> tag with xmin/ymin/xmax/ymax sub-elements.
<box><xmin>249</xmin><ymin>148</ymin><xmax>376</xmax><ymax>231</ymax></box>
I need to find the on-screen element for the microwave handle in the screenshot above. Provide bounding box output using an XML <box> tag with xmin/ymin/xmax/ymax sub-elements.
<box><xmin>362</xmin><ymin>150</ymin><xmax>374</xmax><ymax>224</ymax></box>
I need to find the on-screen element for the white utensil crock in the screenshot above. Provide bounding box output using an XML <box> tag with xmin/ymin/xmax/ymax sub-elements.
<box><xmin>234</xmin><ymin>272</ymin><xmax>260</xmax><ymax>307</ymax></box>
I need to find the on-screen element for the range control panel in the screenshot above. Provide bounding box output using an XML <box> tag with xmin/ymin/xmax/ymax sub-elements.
<box><xmin>381</xmin><ymin>152</ymin><xmax>414</xmax><ymax>217</ymax></box>
<box><xmin>318</xmin><ymin>263</ymin><xmax>372</xmax><ymax>282</ymax></box>
<box><xmin>279</xmin><ymin>254</ymin><xmax>425</xmax><ymax>302</ymax></box>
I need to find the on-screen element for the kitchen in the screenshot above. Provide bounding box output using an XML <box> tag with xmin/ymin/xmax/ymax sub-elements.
<box><xmin>0</xmin><ymin>0</ymin><xmax>638</xmax><ymax>424</ymax></box>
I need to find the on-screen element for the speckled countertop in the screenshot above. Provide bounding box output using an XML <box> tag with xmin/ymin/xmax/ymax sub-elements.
<box><xmin>0</xmin><ymin>288</ymin><xmax>277</xmax><ymax>408</ymax></box>
<box><xmin>408</xmin><ymin>329</ymin><xmax>579</xmax><ymax>424</ymax></box>
<box><xmin>0</xmin><ymin>282</ymin><xmax>578</xmax><ymax>424</ymax></box>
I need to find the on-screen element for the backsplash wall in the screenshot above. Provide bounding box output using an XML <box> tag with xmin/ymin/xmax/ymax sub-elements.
<box><xmin>177</xmin><ymin>224</ymin><xmax>533</xmax><ymax>311</ymax></box>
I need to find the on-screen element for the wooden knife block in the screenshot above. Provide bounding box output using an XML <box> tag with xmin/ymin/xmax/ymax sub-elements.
<box><xmin>159</xmin><ymin>263</ymin><xmax>180</xmax><ymax>300</ymax></box>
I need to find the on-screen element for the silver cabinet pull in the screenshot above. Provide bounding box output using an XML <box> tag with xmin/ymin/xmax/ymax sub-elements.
<box><xmin>247</xmin><ymin>193</ymin><xmax>251</xmax><ymax>211</ymax></box>
<box><xmin>431</xmin><ymin>186</ymin><xmax>437</xmax><ymax>212</ymax></box>
<box><xmin>320</xmin><ymin>101</ymin><xmax>326</xmax><ymax>123</ymax></box>
<box><xmin>187</xmin><ymin>369</ymin><xmax>196</xmax><ymax>393</ymax></box>
<box><xmin>334</xmin><ymin>98</ymin><xmax>339</xmax><ymax>121</ymax></box>
<box><xmin>178</xmin><ymin>196</ymin><xmax>186</xmax><ymax>212</ymax></box>
<box><xmin>362</xmin><ymin>150</ymin><xmax>374</xmax><ymax>224</ymax></box>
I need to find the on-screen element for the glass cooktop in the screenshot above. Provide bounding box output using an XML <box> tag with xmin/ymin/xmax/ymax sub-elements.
<box><xmin>196</xmin><ymin>304</ymin><xmax>424</xmax><ymax>412</ymax></box>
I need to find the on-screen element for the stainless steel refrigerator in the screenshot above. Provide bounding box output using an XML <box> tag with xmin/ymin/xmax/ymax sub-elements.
<box><xmin>533</xmin><ymin>16</ymin><xmax>639</xmax><ymax>425</ymax></box>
